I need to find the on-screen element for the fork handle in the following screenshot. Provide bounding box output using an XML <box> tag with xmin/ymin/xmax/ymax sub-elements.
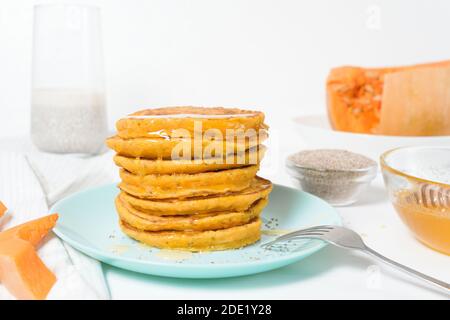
<box><xmin>363</xmin><ymin>246</ymin><xmax>450</xmax><ymax>292</ymax></box>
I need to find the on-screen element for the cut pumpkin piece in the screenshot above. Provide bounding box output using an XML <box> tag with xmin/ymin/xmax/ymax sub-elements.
<box><xmin>0</xmin><ymin>214</ymin><xmax>58</xmax><ymax>300</ymax></box>
<box><xmin>0</xmin><ymin>214</ymin><xmax>58</xmax><ymax>246</ymax></box>
<box><xmin>326</xmin><ymin>60</ymin><xmax>450</xmax><ymax>134</ymax></box>
<box><xmin>379</xmin><ymin>66</ymin><xmax>450</xmax><ymax>136</ymax></box>
<box><xmin>0</xmin><ymin>239</ymin><xmax>57</xmax><ymax>300</ymax></box>
<box><xmin>0</xmin><ymin>201</ymin><xmax>6</xmax><ymax>218</ymax></box>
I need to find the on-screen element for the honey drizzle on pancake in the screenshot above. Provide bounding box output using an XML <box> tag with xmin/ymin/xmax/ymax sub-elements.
<box><xmin>126</xmin><ymin>114</ymin><xmax>257</xmax><ymax>119</ymax></box>
<box><xmin>155</xmin><ymin>250</ymin><xmax>193</xmax><ymax>261</ymax></box>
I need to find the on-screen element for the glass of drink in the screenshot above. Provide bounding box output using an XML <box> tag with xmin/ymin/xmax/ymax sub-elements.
<box><xmin>31</xmin><ymin>4</ymin><xmax>108</xmax><ymax>154</ymax></box>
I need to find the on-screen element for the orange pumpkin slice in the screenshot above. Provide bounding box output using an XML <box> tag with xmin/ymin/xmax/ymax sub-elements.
<box><xmin>0</xmin><ymin>214</ymin><xmax>58</xmax><ymax>300</ymax></box>
<box><xmin>0</xmin><ymin>201</ymin><xmax>6</xmax><ymax>218</ymax></box>
<box><xmin>326</xmin><ymin>60</ymin><xmax>450</xmax><ymax>134</ymax></box>
<box><xmin>379</xmin><ymin>65</ymin><xmax>450</xmax><ymax>136</ymax></box>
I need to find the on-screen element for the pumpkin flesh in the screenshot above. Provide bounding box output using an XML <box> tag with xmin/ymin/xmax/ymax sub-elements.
<box><xmin>0</xmin><ymin>214</ymin><xmax>58</xmax><ymax>300</ymax></box>
<box><xmin>326</xmin><ymin>60</ymin><xmax>450</xmax><ymax>134</ymax></box>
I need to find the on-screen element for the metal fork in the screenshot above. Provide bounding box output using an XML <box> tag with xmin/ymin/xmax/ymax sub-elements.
<box><xmin>262</xmin><ymin>225</ymin><xmax>450</xmax><ymax>293</ymax></box>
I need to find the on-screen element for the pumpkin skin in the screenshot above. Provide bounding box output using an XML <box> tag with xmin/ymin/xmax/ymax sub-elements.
<box><xmin>326</xmin><ymin>60</ymin><xmax>450</xmax><ymax>134</ymax></box>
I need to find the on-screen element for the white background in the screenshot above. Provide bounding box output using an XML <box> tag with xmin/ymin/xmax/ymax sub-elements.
<box><xmin>2</xmin><ymin>0</ymin><xmax>450</xmax><ymax>137</ymax></box>
<box><xmin>1</xmin><ymin>1</ymin><xmax>450</xmax><ymax>300</ymax></box>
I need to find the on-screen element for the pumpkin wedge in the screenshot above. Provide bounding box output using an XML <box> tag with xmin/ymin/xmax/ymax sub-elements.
<box><xmin>326</xmin><ymin>60</ymin><xmax>450</xmax><ymax>134</ymax></box>
<box><xmin>0</xmin><ymin>214</ymin><xmax>58</xmax><ymax>300</ymax></box>
<box><xmin>379</xmin><ymin>65</ymin><xmax>450</xmax><ymax>136</ymax></box>
<box><xmin>0</xmin><ymin>201</ymin><xmax>6</xmax><ymax>218</ymax></box>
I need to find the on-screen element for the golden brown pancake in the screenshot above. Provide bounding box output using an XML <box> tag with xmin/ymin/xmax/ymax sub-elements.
<box><xmin>120</xmin><ymin>218</ymin><xmax>262</xmax><ymax>251</ymax></box>
<box><xmin>116</xmin><ymin>196</ymin><xmax>267</xmax><ymax>231</ymax></box>
<box><xmin>116</xmin><ymin>106</ymin><xmax>268</xmax><ymax>139</ymax></box>
<box><xmin>119</xmin><ymin>165</ymin><xmax>258</xmax><ymax>199</ymax></box>
<box><xmin>106</xmin><ymin>106</ymin><xmax>273</xmax><ymax>252</ymax></box>
<box><xmin>113</xmin><ymin>146</ymin><xmax>266</xmax><ymax>175</ymax></box>
<box><xmin>118</xmin><ymin>177</ymin><xmax>272</xmax><ymax>215</ymax></box>
<box><xmin>106</xmin><ymin>131</ymin><xmax>267</xmax><ymax>159</ymax></box>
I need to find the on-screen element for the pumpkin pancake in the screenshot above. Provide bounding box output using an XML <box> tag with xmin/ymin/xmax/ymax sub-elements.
<box><xmin>106</xmin><ymin>131</ymin><xmax>267</xmax><ymax>159</ymax></box>
<box><xmin>116</xmin><ymin>106</ymin><xmax>268</xmax><ymax>139</ymax></box>
<box><xmin>119</xmin><ymin>165</ymin><xmax>258</xmax><ymax>199</ymax></box>
<box><xmin>116</xmin><ymin>196</ymin><xmax>267</xmax><ymax>231</ymax></box>
<box><xmin>119</xmin><ymin>177</ymin><xmax>272</xmax><ymax>215</ymax></box>
<box><xmin>113</xmin><ymin>146</ymin><xmax>266</xmax><ymax>175</ymax></box>
<box><xmin>120</xmin><ymin>218</ymin><xmax>262</xmax><ymax>251</ymax></box>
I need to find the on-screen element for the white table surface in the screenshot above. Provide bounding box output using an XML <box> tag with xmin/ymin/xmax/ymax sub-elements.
<box><xmin>2</xmin><ymin>120</ymin><xmax>449</xmax><ymax>300</ymax></box>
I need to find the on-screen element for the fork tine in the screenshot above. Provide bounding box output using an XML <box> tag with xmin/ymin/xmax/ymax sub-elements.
<box><xmin>264</xmin><ymin>238</ymin><xmax>319</xmax><ymax>252</ymax></box>
<box><xmin>261</xmin><ymin>225</ymin><xmax>337</xmax><ymax>249</ymax></box>
<box><xmin>278</xmin><ymin>231</ymin><xmax>326</xmax><ymax>240</ymax></box>
<box><xmin>262</xmin><ymin>233</ymin><xmax>324</xmax><ymax>248</ymax></box>
<box><xmin>284</xmin><ymin>228</ymin><xmax>323</xmax><ymax>236</ymax></box>
<box><xmin>268</xmin><ymin>227</ymin><xmax>328</xmax><ymax>242</ymax></box>
<box><xmin>296</xmin><ymin>225</ymin><xmax>334</xmax><ymax>232</ymax></box>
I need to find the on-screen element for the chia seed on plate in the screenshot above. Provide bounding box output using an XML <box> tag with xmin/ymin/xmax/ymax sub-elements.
<box><xmin>286</xmin><ymin>149</ymin><xmax>377</xmax><ymax>206</ymax></box>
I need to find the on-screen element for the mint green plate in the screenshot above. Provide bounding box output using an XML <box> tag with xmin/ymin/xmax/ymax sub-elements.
<box><xmin>52</xmin><ymin>183</ymin><xmax>341</xmax><ymax>278</ymax></box>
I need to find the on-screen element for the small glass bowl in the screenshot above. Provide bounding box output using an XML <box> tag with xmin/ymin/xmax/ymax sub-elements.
<box><xmin>381</xmin><ymin>146</ymin><xmax>450</xmax><ymax>255</ymax></box>
<box><xmin>286</xmin><ymin>158</ymin><xmax>377</xmax><ymax>206</ymax></box>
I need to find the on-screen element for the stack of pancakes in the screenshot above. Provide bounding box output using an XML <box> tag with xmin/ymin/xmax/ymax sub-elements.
<box><xmin>106</xmin><ymin>107</ymin><xmax>272</xmax><ymax>251</ymax></box>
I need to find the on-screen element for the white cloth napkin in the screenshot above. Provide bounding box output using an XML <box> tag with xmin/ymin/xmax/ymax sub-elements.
<box><xmin>0</xmin><ymin>150</ymin><xmax>118</xmax><ymax>300</ymax></box>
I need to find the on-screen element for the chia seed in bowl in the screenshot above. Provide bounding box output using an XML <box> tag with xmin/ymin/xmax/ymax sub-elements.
<box><xmin>286</xmin><ymin>149</ymin><xmax>377</xmax><ymax>206</ymax></box>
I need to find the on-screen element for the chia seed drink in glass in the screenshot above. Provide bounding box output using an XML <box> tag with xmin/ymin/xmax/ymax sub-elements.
<box><xmin>31</xmin><ymin>4</ymin><xmax>107</xmax><ymax>154</ymax></box>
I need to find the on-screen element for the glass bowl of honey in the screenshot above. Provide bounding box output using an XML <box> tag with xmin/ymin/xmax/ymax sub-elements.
<box><xmin>381</xmin><ymin>146</ymin><xmax>450</xmax><ymax>255</ymax></box>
